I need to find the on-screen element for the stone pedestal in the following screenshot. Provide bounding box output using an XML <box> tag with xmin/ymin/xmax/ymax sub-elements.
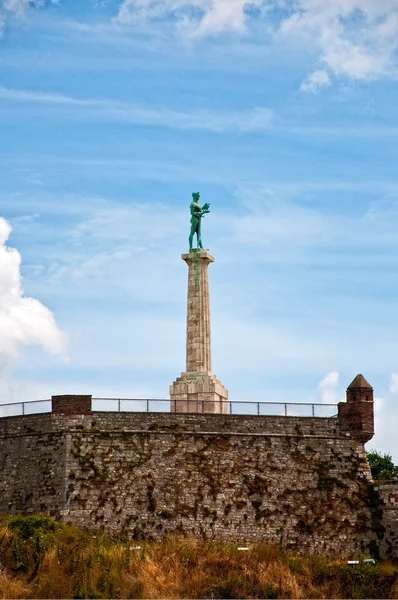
<box><xmin>170</xmin><ymin>248</ymin><xmax>228</xmax><ymax>413</ymax></box>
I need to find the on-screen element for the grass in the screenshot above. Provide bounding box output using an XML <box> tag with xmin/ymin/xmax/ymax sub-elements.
<box><xmin>0</xmin><ymin>515</ymin><xmax>397</xmax><ymax>598</ymax></box>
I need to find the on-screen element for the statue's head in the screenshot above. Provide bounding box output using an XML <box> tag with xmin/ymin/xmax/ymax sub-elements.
<box><xmin>192</xmin><ymin>192</ymin><xmax>200</xmax><ymax>202</ymax></box>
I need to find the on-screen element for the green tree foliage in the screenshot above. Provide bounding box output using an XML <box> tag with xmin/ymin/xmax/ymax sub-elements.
<box><xmin>367</xmin><ymin>449</ymin><xmax>398</xmax><ymax>480</ymax></box>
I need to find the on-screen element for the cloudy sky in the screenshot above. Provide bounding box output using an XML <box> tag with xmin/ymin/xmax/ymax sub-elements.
<box><xmin>1</xmin><ymin>0</ymin><xmax>398</xmax><ymax>460</ymax></box>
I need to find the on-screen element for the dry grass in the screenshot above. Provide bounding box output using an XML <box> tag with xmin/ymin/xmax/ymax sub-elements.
<box><xmin>0</xmin><ymin>572</ymin><xmax>29</xmax><ymax>600</ymax></box>
<box><xmin>0</xmin><ymin>515</ymin><xmax>397</xmax><ymax>599</ymax></box>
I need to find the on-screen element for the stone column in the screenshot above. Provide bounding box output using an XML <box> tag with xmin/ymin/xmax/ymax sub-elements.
<box><xmin>170</xmin><ymin>248</ymin><xmax>228</xmax><ymax>413</ymax></box>
<box><xmin>185</xmin><ymin>249</ymin><xmax>212</xmax><ymax>373</ymax></box>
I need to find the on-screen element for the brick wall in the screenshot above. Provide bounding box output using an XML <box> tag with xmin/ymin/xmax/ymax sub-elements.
<box><xmin>52</xmin><ymin>395</ymin><xmax>92</xmax><ymax>415</ymax></box>
<box><xmin>0</xmin><ymin>411</ymin><xmax>392</xmax><ymax>558</ymax></box>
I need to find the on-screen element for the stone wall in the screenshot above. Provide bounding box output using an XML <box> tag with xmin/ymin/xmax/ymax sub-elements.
<box><xmin>375</xmin><ymin>481</ymin><xmax>398</xmax><ymax>558</ymax></box>
<box><xmin>0</xmin><ymin>414</ymin><xmax>67</xmax><ymax>517</ymax></box>
<box><xmin>0</xmin><ymin>411</ymin><xmax>391</xmax><ymax>558</ymax></box>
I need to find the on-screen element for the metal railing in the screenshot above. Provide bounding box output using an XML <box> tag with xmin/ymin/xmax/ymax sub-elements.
<box><xmin>0</xmin><ymin>398</ymin><xmax>338</xmax><ymax>419</ymax></box>
<box><xmin>93</xmin><ymin>399</ymin><xmax>337</xmax><ymax>417</ymax></box>
<box><xmin>0</xmin><ymin>399</ymin><xmax>52</xmax><ymax>418</ymax></box>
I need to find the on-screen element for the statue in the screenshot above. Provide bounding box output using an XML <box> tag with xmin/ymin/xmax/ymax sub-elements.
<box><xmin>189</xmin><ymin>192</ymin><xmax>210</xmax><ymax>252</ymax></box>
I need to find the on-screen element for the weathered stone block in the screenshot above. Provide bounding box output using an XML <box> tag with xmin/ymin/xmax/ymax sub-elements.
<box><xmin>52</xmin><ymin>395</ymin><xmax>92</xmax><ymax>415</ymax></box>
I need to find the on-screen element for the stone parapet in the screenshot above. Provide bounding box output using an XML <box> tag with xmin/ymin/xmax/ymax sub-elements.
<box><xmin>0</xmin><ymin>412</ymin><xmax>340</xmax><ymax>438</ymax></box>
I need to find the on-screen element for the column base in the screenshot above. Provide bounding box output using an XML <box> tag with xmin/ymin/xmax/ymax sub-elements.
<box><xmin>170</xmin><ymin>372</ymin><xmax>228</xmax><ymax>414</ymax></box>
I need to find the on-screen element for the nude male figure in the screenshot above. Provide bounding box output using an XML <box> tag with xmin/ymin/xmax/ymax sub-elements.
<box><xmin>189</xmin><ymin>192</ymin><xmax>210</xmax><ymax>252</ymax></box>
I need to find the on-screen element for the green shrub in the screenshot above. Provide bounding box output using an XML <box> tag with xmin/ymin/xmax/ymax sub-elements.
<box><xmin>8</xmin><ymin>514</ymin><xmax>59</xmax><ymax>539</ymax></box>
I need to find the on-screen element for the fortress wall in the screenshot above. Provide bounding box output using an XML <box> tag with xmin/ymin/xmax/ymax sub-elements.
<box><xmin>0</xmin><ymin>414</ymin><xmax>67</xmax><ymax>518</ymax></box>
<box><xmin>0</xmin><ymin>411</ymin><xmax>388</xmax><ymax>557</ymax></box>
<box><xmin>375</xmin><ymin>481</ymin><xmax>398</xmax><ymax>558</ymax></box>
<box><xmin>67</xmin><ymin>411</ymin><xmax>341</xmax><ymax>436</ymax></box>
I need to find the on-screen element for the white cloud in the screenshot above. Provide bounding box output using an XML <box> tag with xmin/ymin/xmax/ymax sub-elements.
<box><xmin>115</xmin><ymin>0</ymin><xmax>267</xmax><ymax>35</ymax></box>
<box><xmin>2</xmin><ymin>0</ymin><xmax>398</xmax><ymax>88</ymax></box>
<box><xmin>0</xmin><ymin>217</ymin><xmax>12</xmax><ymax>246</ymax></box>
<box><xmin>0</xmin><ymin>86</ymin><xmax>273</xmax><ymax>133</ymax></box>
<box><xmin>371</xmin><ymin>394</ymin><xmax>384</xmax><ymax>438</ymax></box>
<box><xmin>374</xmin><ymin>395</ymin><xmax>384</xmax><ymax>415</ymax></box>
<box><xmin>115</xmin><ymin>0</ymin><xmax>398</xmax><ymax>86</ymax></box>
<box><xmin>0</xmin><ymin>0</ymin><xmax>59</xmax><ymax>37</ymax></box>
<box><xmin>300</xmin><ymin>69</ymin><xmax>331</xmax><ymax>93</ymax></box>
<box><xmin>279</xmin><ymin>0</ymin><xmax>398</xmax><ymax>85</ymax></box>
<box><xmin>188</xmin><ymin>0</ymin><xmax>258</xmax><ymax>36</ymax></box>
<box><xmin>2</xmin><ymin>0</ymin><xmax>58</xmax><ymax>14</ymax></box>
<box><xmin>3</xmin><ymin>0</ymin><xmax>31</xmax><ymax>16</ymax></box>
<box><xmin>116</xmin><ymin>0</ymin><xmax>198</xmax><ymax>23</ymax></box>
<box><xmin>230</xmin><ymin>189</ymin><xmax>330</xmax><ymax>250</ymax></box>
<box><xmin>228</xmin><ymin>183</ymin><xmax>398</xmax><ymax>258</ymax></box>
<box><xmin>318</xmin><ymin>371</ymin><xmax>340</xmax><ymax>404</ymax></box>
<box><xmin>368</xmin><ymin>395</ymin><xmax>398</xmax><ymax>464</ymax></box>
<box><xmin>0</xmin><ymin>217</ymin><xmax>67</xmax><ymax>370</ymax></box>
<box><xmin>390</xmin><ymin>373</ymin><xmax>398</xmax><ymax>395</ymax></box>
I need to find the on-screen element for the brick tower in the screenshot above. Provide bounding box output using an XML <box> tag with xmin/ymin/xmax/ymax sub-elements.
<box><xmin>170</xmin><ymin>248</ymin><xmax>228</xmax><ymax>413</ymax></box>
<box><xmin>338</xmin><ymin>374</ymin><xmax>374</xmax><ymax>443</ymax></box>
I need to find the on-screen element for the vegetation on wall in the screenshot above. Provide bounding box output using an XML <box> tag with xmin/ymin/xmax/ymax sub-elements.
<box><xmin>0</xmin><ymin>515</ymin><xmax>398</xmax><ymax>599</ymax></box>
<box><xmin>367</xmin><ymin>450</ymin><xmax>398</xmax><ymax>481</ymax></box>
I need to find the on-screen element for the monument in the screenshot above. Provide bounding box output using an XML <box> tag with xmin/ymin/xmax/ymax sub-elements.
<box><xmin>170</xmin><ymin>193</ymin><xmax>228</xmax><ymax>413</ymax></box>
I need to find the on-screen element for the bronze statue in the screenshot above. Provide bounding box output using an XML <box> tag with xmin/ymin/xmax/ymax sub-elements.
<box><xmin>189</xmin><ymin>192</ymin><xmax>210</xmax><ymax>252</ymax></box>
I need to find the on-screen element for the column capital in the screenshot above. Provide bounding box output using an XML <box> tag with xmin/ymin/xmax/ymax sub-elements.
<box><xmin>182</xmin><ymin>249</ymin><xmax>214</xmax><ymax>264</ymax></box>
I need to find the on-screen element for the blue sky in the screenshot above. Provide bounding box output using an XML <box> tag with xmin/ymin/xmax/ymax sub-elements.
<box><xmin>1</xmin><ymin>0</ymin><xmax>398</xmax><ymax>460</ymax></box>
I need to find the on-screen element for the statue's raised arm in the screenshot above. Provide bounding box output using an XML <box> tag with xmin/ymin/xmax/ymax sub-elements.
<box><xmin>189</xmin><ymin>192</ymin><xmax>210</xmax><ymax>252</ymax></box>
